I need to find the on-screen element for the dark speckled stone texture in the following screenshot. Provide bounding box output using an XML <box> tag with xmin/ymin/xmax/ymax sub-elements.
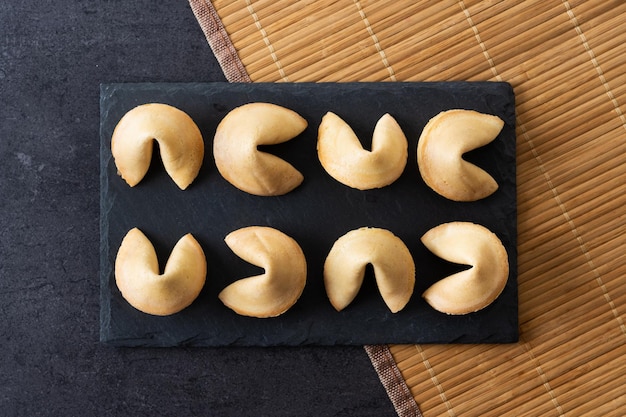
<box><xmin>0</xmin><ymin>2</ymin><xmax>396</xmax><ymax>416</ymax></box>
<box><xmin>99</xmin><ymin>82</ymin><xmax>517</xmax><ymax>347</ymax></box>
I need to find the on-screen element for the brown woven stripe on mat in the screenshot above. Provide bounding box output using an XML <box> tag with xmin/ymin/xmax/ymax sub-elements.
<box><xmin>189</xmin><ymin>0</ymin><xmax>251</xmax><ymax>82</ymax></box>
<box><xmin>365</xmin><ymin>345</ymin><xmax>423</xmax><ymax>417</ymax></box>
<box><xmin>196</xmin><ymin>1</ymin><xmax>626</xmax><ymax>416</ymax></box>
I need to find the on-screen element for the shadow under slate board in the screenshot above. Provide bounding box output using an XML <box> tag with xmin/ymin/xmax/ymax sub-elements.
<box><xmin>99</xmin><ymin>82</ymin><xmax>517</xmax><ymax>347</ymax></box>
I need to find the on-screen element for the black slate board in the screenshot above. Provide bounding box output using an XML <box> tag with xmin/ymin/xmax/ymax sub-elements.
<box><xmin>100</xmin><ymin>82</ymin><xmax>517</xmax><ymax>346</ymax></box>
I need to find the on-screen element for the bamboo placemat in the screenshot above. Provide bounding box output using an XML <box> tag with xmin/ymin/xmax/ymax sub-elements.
<box><xmin>190</xmin><ymin>1</ymin><xmax>625</xmax><ymax>415</ymax></box>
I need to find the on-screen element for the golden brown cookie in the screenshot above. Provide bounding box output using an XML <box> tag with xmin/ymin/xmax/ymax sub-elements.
<box><xmin>421</xmin><ymin>222</ymin><xmax>509</xmax><ymax>315</ymax></box>
<box><xmin>213</xmin><ymin>103</ymin><xmax>307</xmax><ymax>196</ymax></box>
<box><xmin>417</xmin><ymin>109</ymin><xmax>504</xmax><ymax>201</ymax></box>
<box><xmin>115</xmin><ymin>228</ymin><xmax>207</xmax><ymax>316</ymax></box>
<box><xmin>111</xmin><ymin>103</ymin><xmax>204</xmax><ymax>190</ymax></box>
<box><xmin>324</xmin><ymin>227</ymin><xmax>415</xmax><ymax>313</ymax></box>
<box><xmin>317</xmin><ymin>112</ymin><xmax>408</xmax><ymax>190</ymax></box>
<box><xmin>218</xmin><ymin>226</ymin><xmax>307</xmax><ymax>318</ymax></box>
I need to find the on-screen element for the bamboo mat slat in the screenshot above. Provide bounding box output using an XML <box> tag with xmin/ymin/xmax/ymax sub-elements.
<box><xmin>207</xmin><ymin>0</ymin><xmax>625</xmax><ymax>415</ymax></box>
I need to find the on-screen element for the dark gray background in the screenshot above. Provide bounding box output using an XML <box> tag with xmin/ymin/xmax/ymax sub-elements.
<box><xmin>0</xmin><ymin>2</ymin><xmax>396</xmax><ymax>416</ymax></box>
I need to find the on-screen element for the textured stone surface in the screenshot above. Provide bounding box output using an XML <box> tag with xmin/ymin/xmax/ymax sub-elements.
<box><xmin>99</xmin><ymin>82</ymin><xmax>517</xmax><ymax>347</ymax></box>
<box><xmin>0</xmin><ymin>2</ymin><xmax>395</xmax><ymax>415</ymax></box>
